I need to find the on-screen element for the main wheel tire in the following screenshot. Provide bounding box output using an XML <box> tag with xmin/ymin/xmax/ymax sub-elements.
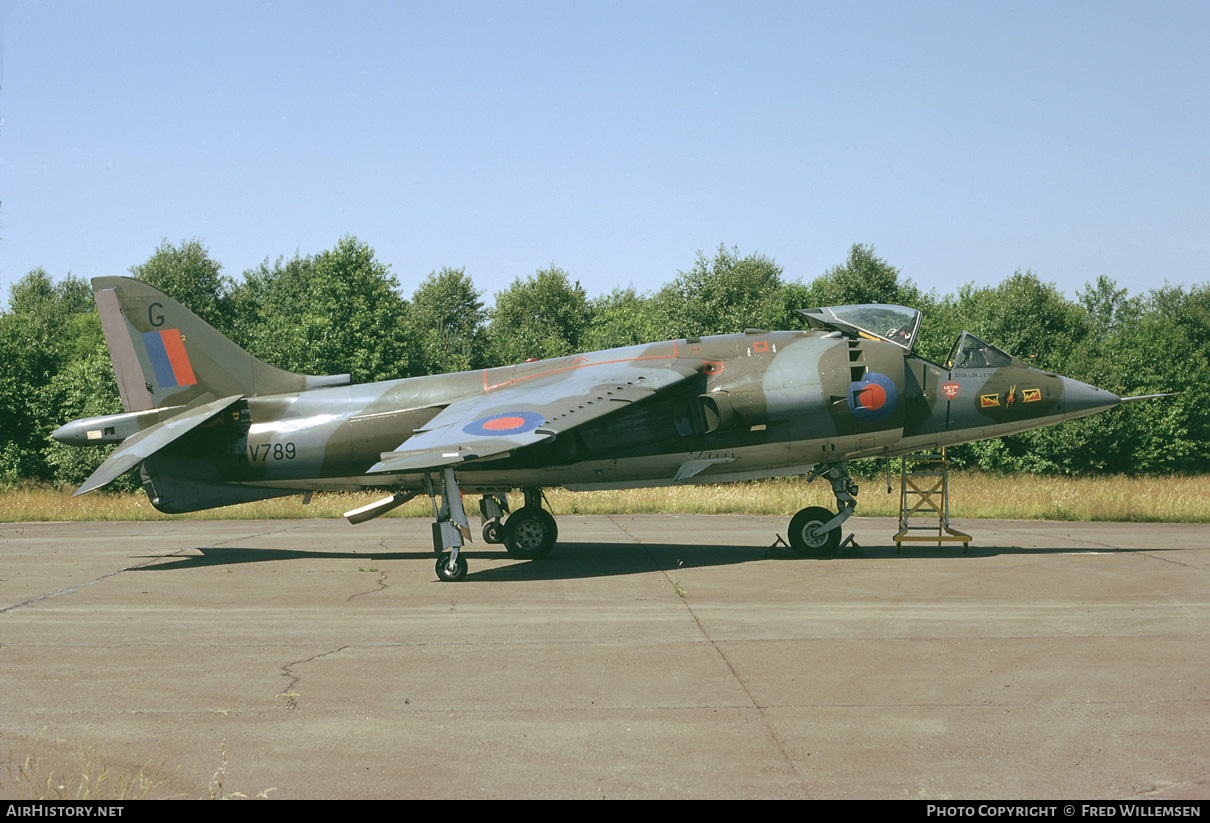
<box><xmin>435</xmin><ymin>552</ymin><xmax>468</xmax><ymax>581</ymax></box>
<box><xmin>788</xmin><ymin>506</ymin><xmax>841</xmax><ymax>557</ymax></box>
<box><xmin>503</xmin><ymin>507</ymin><xmax>558</xmax><ymax>559</ymax></box>
<box><xmin>482</xmin><ymin>520</ymin><xmax>503</xmax><ymax>544</ymax></box>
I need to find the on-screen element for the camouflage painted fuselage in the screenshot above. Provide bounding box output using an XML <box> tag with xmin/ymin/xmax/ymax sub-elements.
<box><xmin>133</xmin><ymin>331</ymin><xmax>1113</xmax><ymax>511</ymax></box>
<box><xmin>52</xmin><ymin>277</ymin><xmax>1118</xmax><ymax>514</ymax></box>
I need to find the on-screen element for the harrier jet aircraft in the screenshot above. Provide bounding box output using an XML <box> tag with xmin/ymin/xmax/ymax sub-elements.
<box><xmin>55</xmin><ymin>277</ymin><xmax>1124</xmax><ymax>581</ymax></box>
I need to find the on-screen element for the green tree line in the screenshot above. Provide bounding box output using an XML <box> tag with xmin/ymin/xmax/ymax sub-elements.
<box><xmin>2</xmin><ymin>236</ymin><xmax>1207</xmax><ymax>488</ymax></box>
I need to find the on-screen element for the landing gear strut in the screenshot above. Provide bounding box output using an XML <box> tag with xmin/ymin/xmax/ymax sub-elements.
<box><xmin>428</xmin><ymin>467</ymin><xmax>471</xmax><ymax>582</ymax></box>
<box><xmin>788</xmin><ymin>461</ymin><xmax>858</xmax><ymax>557</ymax></box>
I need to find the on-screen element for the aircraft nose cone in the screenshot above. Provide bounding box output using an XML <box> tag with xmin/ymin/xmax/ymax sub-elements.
<box><xmin>1058</xmin><ymin>377</ymin><xmax>1121</xmax><ymax>420</ymax></box>
<box><xmin>51</xmin><ymin>421</ymin><xmax>82</xmax><ymax>445</ymax></box>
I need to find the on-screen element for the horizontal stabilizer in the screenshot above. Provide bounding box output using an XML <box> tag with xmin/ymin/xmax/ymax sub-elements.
<box><xmin>74</xmin><ymin>395</ymin><xmax>243</xmax><ymax>496</ymax></box>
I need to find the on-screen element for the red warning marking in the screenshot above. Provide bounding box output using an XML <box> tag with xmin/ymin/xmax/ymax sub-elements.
<box><xmin>753</xmin><ymin>341</ymin><xmax>769</xmax><ymax>353</ymax></box>
<box><xmin>942</xmin><ymin>382</ymin><xmax>960</xmax><ymax>400</ymax></box>
<box><xmin>483</xmin><ymin>416</ymin><xmax>526</xmax><ymax>431</ymax></box>
<box><xmin>857</xmin><ymin>383</ymin><xmax>887</xmax><ymax>410</ymax></box>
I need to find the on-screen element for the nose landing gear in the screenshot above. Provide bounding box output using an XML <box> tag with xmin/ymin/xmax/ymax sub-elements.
<box><xmin>788</xmin><ymin>461</ymin><xmax>858</xmax><ymax>557</ymax></box>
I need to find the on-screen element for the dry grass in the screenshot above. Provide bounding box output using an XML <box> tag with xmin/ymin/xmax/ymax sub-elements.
<box><xmin>2</xmin><ymin>472</ymin><xmax>1207</xmax><ymax>523</ymax></box>
<box><xmin>541</xmin><ymin>473</ymin><xmax>1210</xmax><ymax>522</ymax></box>
<box><xmin>2</xmin><ymin>735</ymin><xmax>274</xmax><ymax>801</ymax></box>
<box><xmin>2</xmin><ymin>734</ymin><xmax>168</xmax><ymax>801</ymax></box>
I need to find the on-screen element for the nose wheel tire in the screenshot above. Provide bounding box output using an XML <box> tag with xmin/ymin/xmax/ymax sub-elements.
<box><xmin>435</xmin><ymin>552</ymin><xmax>468</xmax><ymax>582</ymax></box>
<box><xmin>788</xmin><ymin>506</ymin><xmax>841</xmax><ymax>557</ymax></box>
<box><xmin>503</xmin><ymin>507</ymin><xmax>558</xmax><ymax>559</ymax></box>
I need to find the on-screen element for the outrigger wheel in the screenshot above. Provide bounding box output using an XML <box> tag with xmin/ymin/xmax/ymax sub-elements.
<box><xmin>503</xmin><ymin>506</ymin><xmax>559</xmax><ymax>559</ymax></box>
<box><xmin>435</xmin><ymin>552</ymin><xmax>468</xmax><ymax>582</ymax></box>
<box><xmin>788</xmin><ymin>506</ymin><xmax>841</xmax><ymax>557</ymax></box>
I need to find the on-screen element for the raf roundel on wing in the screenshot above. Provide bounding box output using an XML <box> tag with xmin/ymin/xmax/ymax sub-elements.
<box><xmin>462</xmin><ymin>411</ymin><xmax>546</xmax><ymax>437</ymax></box>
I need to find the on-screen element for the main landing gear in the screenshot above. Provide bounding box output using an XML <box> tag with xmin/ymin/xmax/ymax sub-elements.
<box><xmin>430</xmin><ymin>479</ymin><xmax>562</xmax><ymax>582</ymax></box>
<box><xmin>480</xmin><ymin>488</ymin><xmax>559</xmax><ymax>560</ymax></box>
<box><xmin>504</xmin><ymin>488</ymin><xmax>559</xmax><ymax>559</ymax></box>
<box><xmin>787</xmin><ymin>461</ymin><xmax>858</xmax><ymax>557</ymax></box>
<box><xmin>479</xmin><ymin>494</ymin><xmax>508</xmax><ymax>544</ymax></box>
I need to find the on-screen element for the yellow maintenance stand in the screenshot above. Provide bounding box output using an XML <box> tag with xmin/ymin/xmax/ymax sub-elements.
<box><xmin>894</xmin><ymin>449</ymin><xmax>972</xmax><ymax>552</ymax></box>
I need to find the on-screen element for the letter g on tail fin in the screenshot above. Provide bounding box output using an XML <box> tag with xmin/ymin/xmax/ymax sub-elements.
<box><xmin>91</xmin><ymin>276</ymin><xmax>349</xmax><ymax>412</ymax></box>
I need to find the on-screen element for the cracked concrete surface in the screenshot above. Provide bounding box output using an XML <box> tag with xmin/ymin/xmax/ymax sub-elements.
<box><xmin>1</xmin><ymin>515</ymin><xmax>1207</xmax><ymax>799</ymax></box>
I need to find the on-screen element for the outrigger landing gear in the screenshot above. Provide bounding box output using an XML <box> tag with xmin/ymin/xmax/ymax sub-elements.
<box><xmin>429</xmin><ymin>467</ymin><xmax>471</xmax><ymax>582</ymax></box>
<box><xmin>788</xmin><ymin>461</ymin><xmax>858</xmax><ymax>557</ymax></box>
<box><xmin>502</xmin><ymin>488</ymin><xmax>559</xmax><ymax>560</ymax></box>
<box><xmin>435</xmin><ymin>552</ymin><xmax>468</xmax><ymax>582</ymax></box>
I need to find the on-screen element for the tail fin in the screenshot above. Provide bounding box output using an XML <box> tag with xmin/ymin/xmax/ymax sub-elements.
<box><xmin>92</xmin><ymin>276</ymin><xmax>349</xmax><ymax>412</ymax></box>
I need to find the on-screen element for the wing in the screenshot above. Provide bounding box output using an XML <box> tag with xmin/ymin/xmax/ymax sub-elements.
<box><xmin>367</xmin><ymin>351</ymin><xmax>704</xmax><ymax>475</ymax></box>
<box><xmin>74</xmin><ymin>394</ymin><xmax>244</xmax><ymax>495</ymax></box>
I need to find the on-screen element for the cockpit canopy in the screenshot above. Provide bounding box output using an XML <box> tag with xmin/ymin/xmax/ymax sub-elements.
<box><xmin>800</xmin><ymin>304</ymin><xmax>1027</xmax><ymax>368</ymax></box>
<box><xmin>947</xmin><ymin>332</ymin><xmax>1018</xmax><ymax>370</ymax></box>
<box><xmin>800</xmin><ymin>304</ymin><xmax>922</xmax><ymax>351</ymax></box>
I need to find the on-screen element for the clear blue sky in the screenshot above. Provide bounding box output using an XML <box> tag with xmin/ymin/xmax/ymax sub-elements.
<box><xmin>2</xmin><ymin>0</ymin><xmax>1207</xmax><ymax>307</ymax></box>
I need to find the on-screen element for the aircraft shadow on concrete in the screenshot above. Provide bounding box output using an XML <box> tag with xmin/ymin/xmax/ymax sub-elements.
<box><xmin>129</xmin><ymin>540</ymin><xmax>1167</xmax><ymax>582</ymax></box>
<box><xmin>131</xmin><ymin>542</ymin><xmax>765</xmax><ymax>580</ymax></box>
